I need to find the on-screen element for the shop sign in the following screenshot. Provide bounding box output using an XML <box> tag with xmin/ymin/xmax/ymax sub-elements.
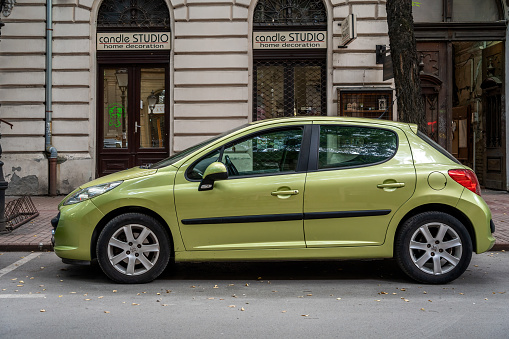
<box><xmin>97</xmin><ymin>32</ymin><xmax>171</xmax><ymax>51</ymax></box>
<box><xmin>253</xmin><ymin>31</ymin><xmax>327</xmax><ymax>49</ymax></box>
<box><xmin>340</xmin><ymin>14</ymin><xmax>357</xmax><ymax>46</ymax></box>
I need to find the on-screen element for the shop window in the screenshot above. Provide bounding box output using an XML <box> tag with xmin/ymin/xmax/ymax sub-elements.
<box><xmin>252</xmin><ymin>0</ymin><xmax>327</xmax><ymax>121</ymax></box>
<box><xmin>254</xmin><ymin>59</ymin><xmax>326</xmax><ymax>120</ymax></box>
<box><xmin>338</xmin><ymin>89</ymin><xmax>393</xmax><ymax>120</ymax></box>
<box><xmin>318</xmin><ymin>125</ymin><xmax>397</xmax><ymax>169</ymax></box>
<box><xmin>412</xmin><ymin>0</ymin><xmax>502</xmax><ymax>23</ymax></box>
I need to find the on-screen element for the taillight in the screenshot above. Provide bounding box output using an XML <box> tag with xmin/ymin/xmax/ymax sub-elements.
<box><xmin>448</xmin><ymin>169</ymin><xmax>481</xmax><ymax>196</ymax></box>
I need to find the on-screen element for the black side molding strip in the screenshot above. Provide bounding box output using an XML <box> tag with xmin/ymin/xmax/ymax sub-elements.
<box><xmin>304</xmin><ymin>210</ymin><xmax>391</xmax><ymax>220</ymax></box>
<box><xmin>181</xmin><ymin>213</ymin><xmax>303</xmax><ymax>225</ymax></box>
<box><xmin>181</xmin><ymin>209</ymin><xmax>391</xmax><ymax>225</ymax></box>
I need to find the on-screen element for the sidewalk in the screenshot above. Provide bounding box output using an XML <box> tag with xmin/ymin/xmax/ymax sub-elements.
<box><xmin>0</xmin><ymin>190</ymin><xmax>508</xmax><ymax>252</ymax></box>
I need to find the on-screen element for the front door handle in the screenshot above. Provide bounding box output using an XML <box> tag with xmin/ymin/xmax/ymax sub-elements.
<box><xmin>271</xmin><ymin>190</ymin><xmax>299</xmax><ymax>196</ymax></box>
<box><xmin>377</xmin><ymin>183</ymin><xmax>405</xmax><ymax>189</ymax></box>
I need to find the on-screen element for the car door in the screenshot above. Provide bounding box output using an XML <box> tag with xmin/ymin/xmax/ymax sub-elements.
<box><xmin>303</xmin><ymin>122</ymin><xmax>416</xmax><ymax>247</ymax></box>
<box><xmin>174</xmin><ymin>124</ymin><xmax>310</xmax><ymax>251</ymax></box>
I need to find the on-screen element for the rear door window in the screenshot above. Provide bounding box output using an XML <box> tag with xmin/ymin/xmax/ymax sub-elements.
<box><xmin>318</xmin><ymin>125</ymin><xmax>398</xmax><ymax>169</ymax></box>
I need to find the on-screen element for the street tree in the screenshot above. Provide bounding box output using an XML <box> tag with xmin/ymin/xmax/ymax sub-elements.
<box><xmin>386</xmin><ymin>0</ymin><xmax>426</xmax><ymax>132</ymax></box>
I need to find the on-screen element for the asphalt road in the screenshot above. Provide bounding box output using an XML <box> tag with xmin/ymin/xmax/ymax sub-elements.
<box><xmin>1</xmin><ymin>251</ymin><xmax>508</xmax><ymax>339</ymax></box>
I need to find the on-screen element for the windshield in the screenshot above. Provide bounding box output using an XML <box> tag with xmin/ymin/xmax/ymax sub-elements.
<box><xmin>149</xmin><ymin>123</ymin><xmax>250</xmax><ymax>169</ymax></box>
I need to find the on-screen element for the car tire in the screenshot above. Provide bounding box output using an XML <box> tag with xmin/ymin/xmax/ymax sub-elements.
<box><xmin>395</xmin><ymin>211</ymin><xmax>472</xmax><ymax>284</ymax></box>
<box><xmin>97</xmin><ymin>213</ymin><xmax>171</xmax><ymax>284</ymax></box>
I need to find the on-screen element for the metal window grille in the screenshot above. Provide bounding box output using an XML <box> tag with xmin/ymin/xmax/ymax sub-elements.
<box><xmin>253</xmin><ymin>0</ymin><xmax>327</xmax><ymax>26</ymax></box>
<box><xmin>253</xmin><ymin>59</ymin><xmax>326</xmax><ymax>121</ymax></box>
<box><xmin>98</xmin><ymin>0</ymin><xmax>170</xmax><ymax>29</ymax></box>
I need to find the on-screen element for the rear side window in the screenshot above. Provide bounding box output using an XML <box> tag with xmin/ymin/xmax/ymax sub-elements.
<box><xmin>417</xmin><ymin>131</ymin><xmax>460</xmax><ymax>164</ymax></box>
<box><xmin>318</xmin><ymin>125</ymin><xmax>398</xmax><ymax>169</ymax></box>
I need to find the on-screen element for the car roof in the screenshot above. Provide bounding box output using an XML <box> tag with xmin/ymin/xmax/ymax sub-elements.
<box><xmin>249</xmin><ymin>116</ymin><xmax>418</xmax><ymax>133</ymax></box>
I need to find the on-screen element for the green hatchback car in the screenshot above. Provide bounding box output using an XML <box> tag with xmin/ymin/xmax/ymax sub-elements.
<box><xmin>52</xmin><ymin>117</ymin><xmax>495</xmax><ymax>284</ymax></box>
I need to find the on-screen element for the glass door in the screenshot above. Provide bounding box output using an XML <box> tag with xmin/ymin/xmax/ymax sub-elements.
<box><xmin>98</xmin><ymin>65</ymin><xmax>169</xmax><ymax>177</ymax></box>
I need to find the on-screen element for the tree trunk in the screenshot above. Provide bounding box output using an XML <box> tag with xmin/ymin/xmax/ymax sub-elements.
<box><xmin>386</xmin><ymin>0</ymin><xmax>426</xmax><ymax>132</ymax></box>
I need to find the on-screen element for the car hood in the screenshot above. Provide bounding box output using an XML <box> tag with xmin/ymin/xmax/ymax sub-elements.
<box><xmin>80</xmin><ymin>167</ymin><xmax>158</xmax><ymax>189</ymax></box>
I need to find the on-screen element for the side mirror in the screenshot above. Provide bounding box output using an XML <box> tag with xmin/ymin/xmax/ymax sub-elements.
<box><xmin>198</xmin><ymin>162</ymin><xmax>228</xmax><ymax>191</ymax></box>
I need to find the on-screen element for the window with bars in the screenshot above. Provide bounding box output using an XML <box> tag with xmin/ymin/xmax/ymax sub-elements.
<box><xmin>253</xmin><ymin>59</ymin><xmax>327</xmax><ymax>121</ymax></box>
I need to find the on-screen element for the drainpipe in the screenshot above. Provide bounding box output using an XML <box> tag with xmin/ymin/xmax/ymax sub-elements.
<box><xmin>45</xmin><ymin>0</ymin><xmax>57</xmax><ymax>196</ymax></box>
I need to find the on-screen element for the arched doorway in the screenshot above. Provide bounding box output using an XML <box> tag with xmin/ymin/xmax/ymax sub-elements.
<box><xmin>252</xmin><ymin>0</ymin><xmax>327</xmax><ymax>121</ymax></box>
<box><xmin>96</xmin><ymin>0</ymin><xmax>171</xmax><ymax>177</ymax></box>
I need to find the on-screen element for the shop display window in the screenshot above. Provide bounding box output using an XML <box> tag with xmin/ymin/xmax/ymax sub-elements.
<box><xmin>338</xmin><ymin>89</ymin><xmax>393</xmax><ymax>120</ymax></box>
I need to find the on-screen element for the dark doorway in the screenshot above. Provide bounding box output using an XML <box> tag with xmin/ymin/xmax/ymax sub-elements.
<box><xmin>97</xmin><ymin>64</ymin><xmax>169</xmax><ymax>177</ymax></box>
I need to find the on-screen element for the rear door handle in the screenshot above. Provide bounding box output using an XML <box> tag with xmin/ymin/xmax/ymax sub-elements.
<box><xmin>377</xmin><ymin>183</ymin><xmax>405</xmax><ymax>189</ymax></box>
<box><xmin>271</xmin><ymin>190</ymin><xmax>299</xmax><ymax>196</ymax></box>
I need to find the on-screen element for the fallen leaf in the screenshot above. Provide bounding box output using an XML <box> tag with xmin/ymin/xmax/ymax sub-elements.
<box><xmin>228</xmin><ymin>305</ymin><xmax>236</xmax><ymax>308</ymax></box>
<box><xmin>40</xmin><ymin>309</ymin><xmax>46</xmax><ymax>312</ymax></box>
<box><xmin>213</xmin><ymin>285</ymin><xmax>218</xmax><ymax>289</ymax></box>
<box><xmin>420</xmin><ymin>308</ymin><xmax>425</xmax><ymax>311</ymax></box>
<box><xmin>58</xmin><ymin>295</ymin><xmax>63</xmax><ymax>298</ymax></box>
<box><xmin>241</xmin><ymin>307</ymin><xmax>245</xmax><ymax>311</ymax></box>
<box><xmin>85</xmin><ymin>299</ymin><xmax>91</xmax><ymax>301</ymax></box>
<box><xmin>157</xmin><ymin>293</ymin><xmax>161</xmax><ymax>295</ymax></box>
<box><xmin>113</xmin><ymin>290</ymin><xmax>117</xmax><ymax>293</ymax></box>
<box><xmin>376</xmin><ymin>300</ymin><xmax>381</xmax><ymax>302</ymax></box>
<box><xmin>208</xmin><ymin>298</ymin><xmax>215</xmax><ymax>300</ymax></box>
<box><xmin>245</xmin><ymin>284</ymin><xmax>249</xmax><ymax>287</ymax></box>
<box><xmin>166</xmin><ymin>290</ymin><xmax>171</xmax><ymax>293</ymax></box>
<box><xmin>307</xmin><ymin>294</ymin><xmax>313</xmax><ymax>296</ymax></box>
<box><xmin>191</xmin><ymin>286</ymin><xmax>196</xmax><ymax>288</ymax></box>
<box><xmin>132</xmin><ymin>303</ymin><xmax>139</xmax><ymax>306</ymax></box>
<box><xmin>336</xmin><ymin>298</ymin><xmax>342</xmax><ymax>300</ymax></box>
<box><xmin>98</xmin><ymin>296</ymin><xmax>104</xmax><ymax>299</ymax></box>
<box><xmin>162</xmin><ymin>304</ymin><xmax>168</xmax><ymax>306</ymax></box>
<box><xmin>400</xmin><ymin>288</ymin><xmax>406</xmax><ymax>291</ymax></box>
<box><xmin>379</xmin><ymin>292</ymin><xmax>388</xmax><ymax>295</ymax></box>
<box><xmin>301</xmin><ymin>314</ymin><xmax>309</xmax><ymax>317</ymax></box>
<box><xmin>282</xmin><ymin>311</ymin><xmax>287</xmax><ymax>313</ymax></box>
<box><xmin>104</xmin><ymin>311</ymin><xmax>110</xmax><ymax>314</ymax></box>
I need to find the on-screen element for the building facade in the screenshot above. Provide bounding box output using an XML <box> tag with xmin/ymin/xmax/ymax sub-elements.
<box><xmin>0</xmin><ymin>0</ymin><xmax>508</xmax><ymax>195</ymax></box>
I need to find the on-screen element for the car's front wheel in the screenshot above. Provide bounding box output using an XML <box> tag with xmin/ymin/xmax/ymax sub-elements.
<box><xmin>97</xmin><ymin>213</ymin><xmax>171</xmax><ymax>283</ymax></box>
<box><xmin>395</xmin><ymin>211</ymin><xmax>472</xmax><ymax>284</ymax></box>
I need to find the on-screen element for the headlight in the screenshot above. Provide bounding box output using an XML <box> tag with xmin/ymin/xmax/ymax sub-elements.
<box><xmin>64</xmin><ymin>181</ymin><xmax>123</xmax><ymax>205</ymax></box>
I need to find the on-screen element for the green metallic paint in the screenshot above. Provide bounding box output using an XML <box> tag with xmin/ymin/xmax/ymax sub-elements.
<box><xmin>53</xmin><ymin>199</ymin><xmax>105</xmax><ymax>260</ymax></box>
<box><xmin>304</xmin><ymin>122</ymin><xmax>416</xmax><ymax>247</ymax></box>
<box><xmin>53</xmin><ymin>117</ymin><xmax>495</xmax><ymax>267</ymax></box>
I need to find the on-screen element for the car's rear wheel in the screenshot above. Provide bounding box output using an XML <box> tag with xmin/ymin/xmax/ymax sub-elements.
<box><xmin>97</xmin><ymin>213</ymin><xmax>171</xmax><ymax>283</ymax></box>
<box><xmin>395</xmin><ymin>211</ymin><xmax>472</xmax><ymax>284</ymax></box>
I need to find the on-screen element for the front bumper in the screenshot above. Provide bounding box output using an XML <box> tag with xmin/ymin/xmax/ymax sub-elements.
<box><xmin>52</xmin><ymin>200</ymin><xmax>105</xmax><ymax>261</ymax></box>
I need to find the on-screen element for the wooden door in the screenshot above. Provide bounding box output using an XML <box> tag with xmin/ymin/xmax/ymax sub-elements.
<box><xmin>482</xmin><ymin>42</ymin><xmax>506</xmax><ymax>190</ymax></box>
<box><xmin>97</xmin><ymin>65</ymin><xmax>169</xmax><ymax>177</ymax></box>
